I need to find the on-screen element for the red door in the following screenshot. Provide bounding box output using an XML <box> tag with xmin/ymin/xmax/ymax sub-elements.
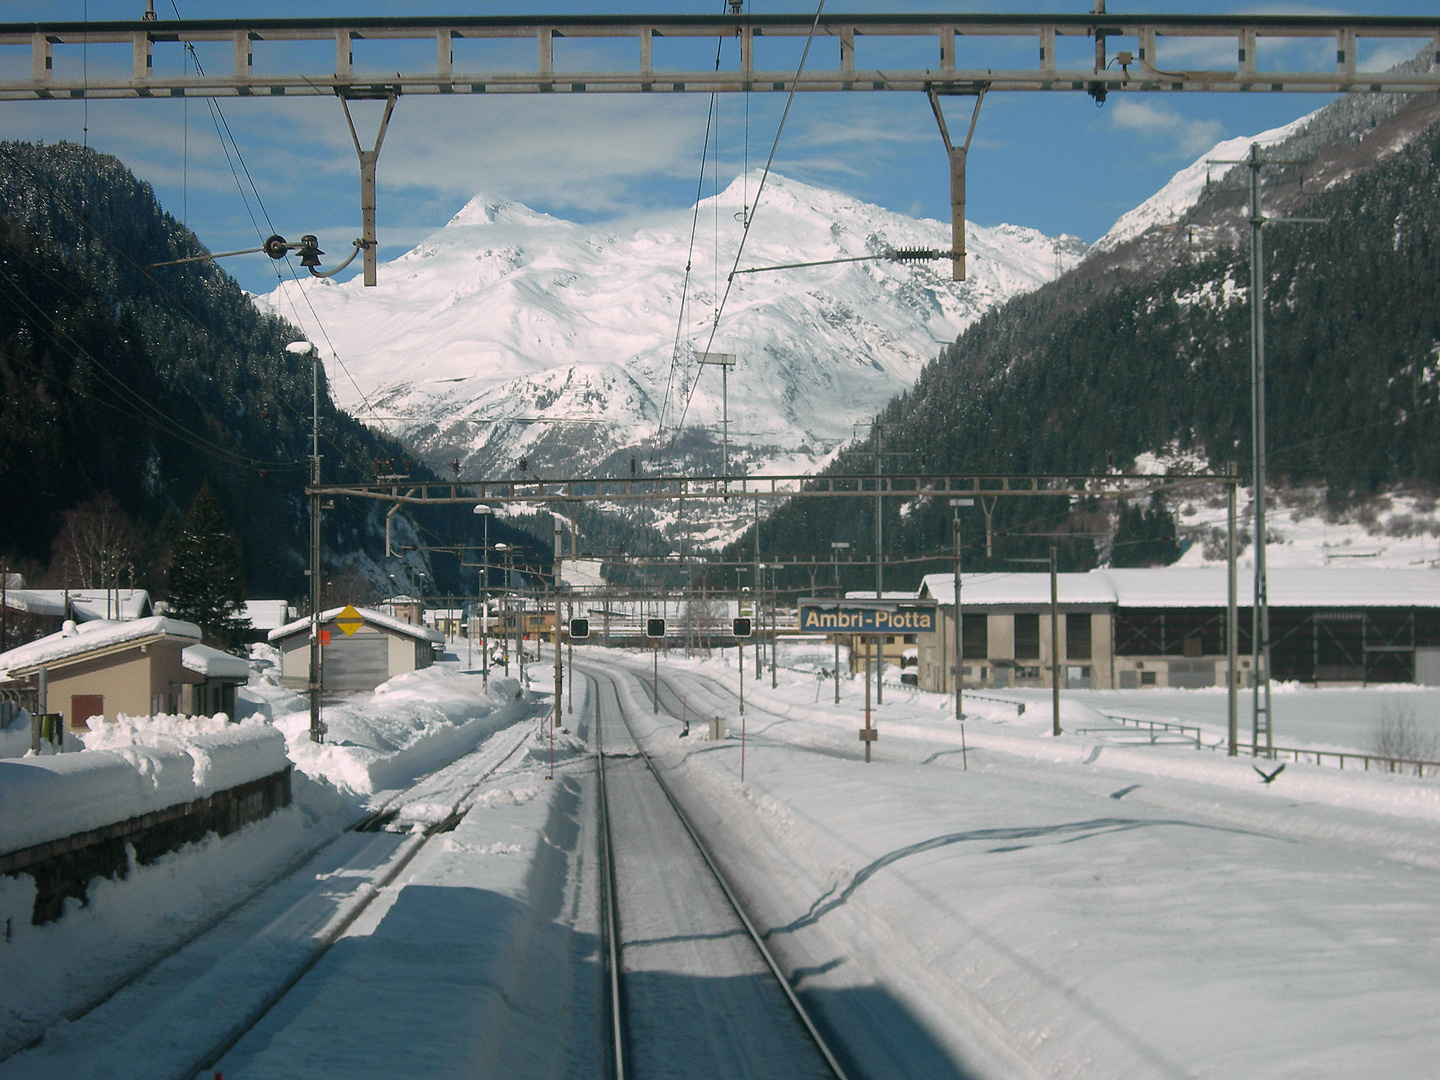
<box><xmin>70</xmin><ymin>694</ymin><xmax>104</xmax><ymax>730</ymax></box>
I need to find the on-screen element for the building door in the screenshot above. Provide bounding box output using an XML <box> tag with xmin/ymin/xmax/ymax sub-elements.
<box><xmin>70</xmin><ymin>694</ymin><xmax>104</xmax><ymax>730</ymax></box>
<box><xmin>324</xmin><ymin>633</ymin><xmax>390</xmax><ymax>691</ymax></box>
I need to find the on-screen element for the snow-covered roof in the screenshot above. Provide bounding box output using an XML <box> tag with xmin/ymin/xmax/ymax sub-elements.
<box><xmin>182</xmin><ymin>643</ymin><xmax>252</xmax><ymax>681</ymax></box>
<box><xmin>268</xmin><ymin>606</ymin><xmax>445</xmax><ymax>645</ymax></box>
<box><xmin>1</xmin><ymin>589</ymin><xmax>69</xmax><ymax>618</ymax></box>
<box><xmin>0</xmin><ymin>616</ymin><xmax>202</xmax><ymax>676</ymax></box>
<box><xmin>242</xmin><ymin>599</ymin><xmax>292</xmax><ymax>631</ymax></box>
<box><xmin>1</xmin><ymin>589</ymin><xmax>152</xmax><ymax>622</ymax></box>
<box><xmin>845</xmin><ymin>590</ymin><xmax>921</xmax><ymax>601</ymax></box>
<box><xmin>919</xmin><ymin>568</ymin><xmax>1440</xmax><ymax>609</ymax></box>
<box><xmin>920</xmin><ymin>573</ymin><xmax>1117</xmax><ymax>608</ymax></box>
<box><xmin>67</xmin><ymin>589</ymin><xmax>152</xmax><ymax>621</ymax></box>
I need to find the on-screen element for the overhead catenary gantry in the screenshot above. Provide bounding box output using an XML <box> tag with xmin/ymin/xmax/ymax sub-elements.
<box><xmin>310</xmin><ymin>469</ymin><xmax>1235</xmax><ymax>507</ymax></box>
<box><xmin>5</xmin><ymin>11</ymin><xmax>1439</xmax><ymax>281</ymax></box>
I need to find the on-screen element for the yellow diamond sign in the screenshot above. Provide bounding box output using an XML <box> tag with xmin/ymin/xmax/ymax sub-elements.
<box><xmin>335</xmin><ymin>605</ymin><xmax>364</xmax><ymax>637</ymax></box>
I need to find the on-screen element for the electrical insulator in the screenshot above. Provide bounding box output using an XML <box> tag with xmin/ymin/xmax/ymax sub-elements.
<box><xmin>298</xmin><ymin>235</ymin><xmax>325</xmax><ymax>268</ymax></box>
<box><xmin>889</xmin><ymin>247</ymin><xmax>942</xmax><ymax>263</ymax></box>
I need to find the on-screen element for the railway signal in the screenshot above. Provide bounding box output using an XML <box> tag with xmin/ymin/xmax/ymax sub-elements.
<box><xmin>646</xmin><ymin>617</ymin><xmax>666</xmax><ymax>639</ymax></box>
<box><xmin>570</xmin><ymin>617</ymin><xmax>590</xmax><ymax>639</ymax></box>
<box><xmin>732</xmin><ymin>617</ymin><xmax>752</xmax><ymax>638</ymax></box>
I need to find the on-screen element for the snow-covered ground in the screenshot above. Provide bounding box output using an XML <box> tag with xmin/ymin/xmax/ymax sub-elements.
<box><xmin>0</xmin><ymin>652</ymin><xmax>538</xmax><ymax>1062</ymax></box>
<box><xmin>7</xmin><ymin>638</ymin><xmax>1440</xmax><ymax>1077</ymax></box>
<box><xmin>606</xmin><ymin>645</ymin><xmax>1440</xmax><ymax>1077</ymax></box>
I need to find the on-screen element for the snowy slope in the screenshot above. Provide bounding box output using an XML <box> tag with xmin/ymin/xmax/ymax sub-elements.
<box><xmin>259</xmin><ymin>173</ymin><xmax>1084</xmax><ymax>480</ymax></box>
<box><xmin>1091</xmin><ymin>115</ymin><xmax>1308</xmax><ymax>254</ymax></box>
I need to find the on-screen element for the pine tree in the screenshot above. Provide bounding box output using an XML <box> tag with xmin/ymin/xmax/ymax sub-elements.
<box><xmin>1111</xmin><ymin>493</ymin><xmax>1183</xmax><ymax>568</ymax></box>
<box><xmin>166</xmin><ymin>483</ymin><xmax>250</xmax><ymax>650</ymax></box>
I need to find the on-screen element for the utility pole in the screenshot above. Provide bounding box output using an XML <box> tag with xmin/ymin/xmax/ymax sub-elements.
<box><xmin>1227</xmin><ymin>478</ymin><xmax>1239</xmax><ymax>756</ymax></box>
<box><xmin>1050</xmin><ymin>545</ymin><xmax>1061</xmax><ymax>738</ymax></box>
<box><xmin>951</xmin><ymin>499</ymin><xmax>974</xmax><ymax>723</ymax></box>
<box><xmin>875</xmin><ymin>421</ymin><xmax>884</xmax><ymax>704</ymax></box>
<box><xmin>288</xmin><ymin>340</ymin><xmax>325</xmax><ymax>746</ymax></box>
<box><xmin>831</xmin><ymin>541</ymin><xmax>849</xmax><ymax>704</ymax></box>
<box><xmin>697</xmin><ymin>352</ymin><xmax>736</xmax><ymax>477</ymax></box>
<box><xmin>754</xmin><ymin>499</ymin><xmax>762</xmax><ymax>680</ymax></box>
<box><xmin>474</xmin><ymin>505</ymin><xmax>492</xmax><ymax>688</ymax></box>
<box><xmin>553</xmin><ymin>519</ymin><xmax>563</xmax><ymax>729</ymax></box>
<box><xmin>770</xmin><ymin>564</ymin><xmax>778</xmax><ymax>689</ymax></box>
<box><xmin>1207</xmin><ymin>142</ymin><xmax>1319</xmax><ymax>760</ymax></box>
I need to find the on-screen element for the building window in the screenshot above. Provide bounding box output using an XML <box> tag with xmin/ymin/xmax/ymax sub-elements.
<box><xmin>962</xmin><ymin>613</ymin><xmax>988</xmax><ymax>659</ymax></box>
<box><xmin>1066</xmin><ymin>613</ymin><xmax>1092</xmax><ymax>660</ymax></box>
<box><xmin>1141</xmin><ymin>670</ymin><xmax>1157</xmax><ymax>686</ymax></box>
<box><xmin>1014</xmin><ymin>613</ymin><xmax>1040</xmax><ymax>659</ymax></box>
<box><xmin>1017</xmin><ymin>665</ymin><xmax>1041</xmax><ymax>679</ymax></box>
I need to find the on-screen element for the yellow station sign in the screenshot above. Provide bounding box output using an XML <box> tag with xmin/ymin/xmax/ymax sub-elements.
<box><xmin>335</xmin><ymin>604</ymin><xmax>364</xmax><ymax>637</ymax></box>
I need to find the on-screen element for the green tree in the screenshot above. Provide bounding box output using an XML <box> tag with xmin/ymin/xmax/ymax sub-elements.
<box><xmin>1111</xmin><ymin>494</ymin><xmax>1183</xmax><ymax>568</ymax></box>
<box><xmin>166</xmin><ymin>483</ymin><xmax>251</xmax><ymax>649</ymax></box>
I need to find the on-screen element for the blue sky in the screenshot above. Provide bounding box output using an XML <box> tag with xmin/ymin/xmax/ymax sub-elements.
<box><xmin>2</xmin><ymin>1</ymin><xmax>1436</xmax><ymax>293</ymax></box>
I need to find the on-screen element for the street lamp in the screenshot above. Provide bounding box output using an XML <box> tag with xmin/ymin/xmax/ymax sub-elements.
<box><xmin>287</xmin><ymin>339</ymin><xmax>324</xmax><ymax>745</ymax></box>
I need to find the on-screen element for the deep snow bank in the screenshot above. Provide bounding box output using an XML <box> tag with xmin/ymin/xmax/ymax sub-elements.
<box><xmin>267</xmin><ymin>666</ymin><xmax>529</xmax><ymax>796</ymax></box>
<box><xmin>0</xmin><ymin>720</ymin><xmax>288</xmax><ymax>856</ymax></box>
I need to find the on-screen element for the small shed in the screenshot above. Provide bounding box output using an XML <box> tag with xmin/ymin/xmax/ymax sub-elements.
<box><xmin>0</xmin><ymin>617</ymin><xmax>204</xmax><ymax>734</ymax></box>
<box><xmin>268</xmin><ymin>606</ymin><xmax>444</xmax><ymax>693</ymax></box>
<box><xmin>181</xmin><ymin>643</ymin><xmax>252</xmax><ymax>717</ymax></box>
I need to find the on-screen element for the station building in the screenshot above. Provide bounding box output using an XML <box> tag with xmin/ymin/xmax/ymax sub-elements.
<box><xmin>915</xmin><ymin>568</ymin><xmax>1440</xmax><ymax>692</ymax></box>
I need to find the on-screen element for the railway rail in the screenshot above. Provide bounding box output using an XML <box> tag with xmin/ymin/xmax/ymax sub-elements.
<box><xmin>582</xmin><ymin>662</ymin><xmax>850</xmax><ymax>1080</ymax></box>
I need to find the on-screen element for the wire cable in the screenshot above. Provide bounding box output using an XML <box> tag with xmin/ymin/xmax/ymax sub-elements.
<box><xmin>670</xmin><ymin>0</ymin><xmax>827</xmax><ymax>442</ymax></box>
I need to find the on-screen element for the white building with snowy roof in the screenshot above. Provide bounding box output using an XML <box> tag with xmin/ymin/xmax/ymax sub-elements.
<box><xmin>915</xmin><ymin>567</ymin><xmax>1440</xmax><ymax>693</ymax></box>
<box><xmin>0</xmin><ymin>616</ymin><xmax>209</xmax><ymax>736</ymax></box>
<box><xmin>268</xmin><ymin>607</ymin><xmax>445</xmax><ymax>693</ymax></box>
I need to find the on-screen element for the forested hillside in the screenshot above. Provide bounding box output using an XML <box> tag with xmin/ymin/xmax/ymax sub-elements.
<box><xmin>0</xmin><ymin>141</ymin><xmax>467</xmax><ymax>598</ymax></box>
<box><xmin>743</xmin><ymin>91</ymin><xmax>1440</xmax><ymax>591</ymax></box>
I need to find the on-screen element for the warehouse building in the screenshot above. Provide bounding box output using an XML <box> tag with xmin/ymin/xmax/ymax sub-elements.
<box><xmin>916</xmin><ymin>568</ymin><xmax>1440</xmax><ymax>692</ymax></box>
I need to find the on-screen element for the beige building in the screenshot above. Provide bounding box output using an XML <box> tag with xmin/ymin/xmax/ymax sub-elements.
<box><xmin>917</xmin><ymin>567</ymin><xmax>1440</xmax><ymax>692</ymax></box>
<box><xmin>0</xmin><ymin>616</ymin><xmax>206</xmax><ymax>734</ymax></box>
<box><xmin>917</xmin><ymin>574</ymin><xmax>1115</xmax><ymax>691</ymax></box>
<box><xmin>269</xmin><ymin>606</ymin><xmax>445</xmax><ymax>693</ymax></box>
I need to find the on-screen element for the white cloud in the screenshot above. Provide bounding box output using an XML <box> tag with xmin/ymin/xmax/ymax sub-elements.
<box><xmin>1107</xmin><ymin>100</ymin><xmax>1226</xmax><ymax>159</ymax></box>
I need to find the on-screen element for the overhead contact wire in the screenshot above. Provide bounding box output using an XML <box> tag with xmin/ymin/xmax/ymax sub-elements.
<box><xmin>672</xmin><ymin>0</ymin><xmax>827</xmax><ymax>442</ymax></box>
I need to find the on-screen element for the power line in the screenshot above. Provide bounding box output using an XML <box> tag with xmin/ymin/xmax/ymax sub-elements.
<box><xmin>671</xmin><ymin>0</ymin><xmax>827</xmax><ymax>442</ymax></box>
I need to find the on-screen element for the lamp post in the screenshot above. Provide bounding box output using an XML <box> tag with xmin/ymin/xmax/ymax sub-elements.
<box><xmin>474</xmin><ymin>506</ymin><xmax>492</xmax><ymax>687</ymax></box>
<box><xmin>287</xmin><ymin>339</ymin><xmax>324</xmax><ymax>745</ymax></box>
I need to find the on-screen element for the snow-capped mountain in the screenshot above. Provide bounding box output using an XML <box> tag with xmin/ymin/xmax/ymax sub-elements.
<box><xmin>259</xmin><ymin>173</ymin><xmax>1085</xmax><ymax>487</ymax></box>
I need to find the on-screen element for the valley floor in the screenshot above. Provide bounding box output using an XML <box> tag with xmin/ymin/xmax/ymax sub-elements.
<box><xmin>4</xmin><ymin>644</ymin><xmax>1439</xmax><ymax>1078</ymax></box>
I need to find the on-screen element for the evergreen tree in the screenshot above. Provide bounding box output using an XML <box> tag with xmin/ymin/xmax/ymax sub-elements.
<box><xmin>1111</xmin><ymin>494</ymin><xmax>1183</xmax><ymax>568</ymax></box>
<box><xmin>166</xmin><ymin>483</ymin><xmax>250</xmax><ymax>649</ymax></box>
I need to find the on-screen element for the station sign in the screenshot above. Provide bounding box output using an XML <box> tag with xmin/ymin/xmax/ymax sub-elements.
<box><xmin>797</xmin><ymin>599</ymin><xmax>939</xmax><ymax>635</ymax></box>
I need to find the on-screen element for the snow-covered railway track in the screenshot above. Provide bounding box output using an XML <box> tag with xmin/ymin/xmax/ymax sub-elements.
<box><xmin>0</xmin><ymin>710</ymin><xmax>543</xmax><ymax>1080</ymax></box>
<box><xmin>174</xmin><ymin>713</ymin><xmax>543</xmax><ymax>1080</ymax></box>
<box><xmin>583</xmin><ymin>664</ymin><xmax>849</xmax><ymax>1080</ymax></box>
